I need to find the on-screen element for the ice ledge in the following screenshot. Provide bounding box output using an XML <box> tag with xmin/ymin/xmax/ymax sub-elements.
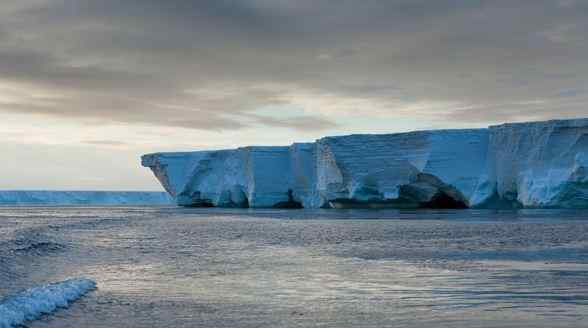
<box><xmin>142</xmin><ymin>118</ymin><xmax>588</xmax><ymax>209</ymax></box>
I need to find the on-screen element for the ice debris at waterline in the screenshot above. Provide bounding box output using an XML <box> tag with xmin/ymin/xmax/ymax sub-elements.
<box><xmin>0</xmin><ymin>190</ymin><xmax>173</xmax><ymax>206</ymax></box>
<box><xmin>0</xmin><ymin>278</ymin><xmax>96</xmax><ymax>328</ymax></box>
<box><xmin>142</xmin><ymin>118</ymin><xmax>588</xmax><ymax>209</ymax></box>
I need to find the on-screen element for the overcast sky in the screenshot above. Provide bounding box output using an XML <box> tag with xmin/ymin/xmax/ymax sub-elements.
<box><xmin>1</xmin><ymin>0</ymin><xmax>587</xmax><ymax>190</ymax></box>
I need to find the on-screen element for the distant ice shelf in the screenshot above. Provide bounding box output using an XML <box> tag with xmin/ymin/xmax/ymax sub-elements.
<box><xmin>142</xmin><ymin>118</ymin><xmax>588</xmax><ymax>209</ymax></box>
<box><xmin>0</xmin><ymin>191</ymin><xmax>173</xmax><ymax>206</ymax></box>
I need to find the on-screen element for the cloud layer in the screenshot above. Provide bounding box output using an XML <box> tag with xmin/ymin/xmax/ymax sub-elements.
<box><xmin>0</xmin><ymin>0</ymin><xmax>586</xmax><ymax>132</ymax></box>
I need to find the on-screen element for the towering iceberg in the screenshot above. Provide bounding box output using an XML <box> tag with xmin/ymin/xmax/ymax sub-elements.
<box><xmin>142</xmin><ymin>118</ymin><xmax>588</xmax><ymax>209</ymax></box>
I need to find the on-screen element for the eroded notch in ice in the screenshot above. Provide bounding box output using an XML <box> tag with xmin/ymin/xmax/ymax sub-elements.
<box><xmin>0</xmin><ymin>278</ymin><xmax>96</xmax><ymax>328</ymax></box>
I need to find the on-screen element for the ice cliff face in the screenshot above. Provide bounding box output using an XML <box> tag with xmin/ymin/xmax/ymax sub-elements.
<box><xmin>142</xmin><ymin>145</ymin><xmax>313</xmax><ymax>207</ymax></box>
<box><xmin>142</xmin><ymin>118</ymin><xmax>588</xmax><ymax>209</ymax></box>
<box><xmin>316</xmin><ymin>130</ymin><xmax>490</xmax><ymax>208</ymax></box>
<box><xmin>487</xmin><ymin>119</ymin><xmax>588</xmax><ymax>208</ymax></box>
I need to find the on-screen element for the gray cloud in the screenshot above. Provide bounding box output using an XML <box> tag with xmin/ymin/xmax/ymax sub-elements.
<box><xmin>252</xmin><ymin>115</ymin><xmax>338</xmax><ymax>132</ymax></box>
<box><xmin>82</xmin><ymin>139</ymin><xmax>128</xmax><ymax>147</ymax></box>
<box><xmin>0</xmin><ymin>0</ymin><xmax>587</xmax><ymax>130</ymax></box>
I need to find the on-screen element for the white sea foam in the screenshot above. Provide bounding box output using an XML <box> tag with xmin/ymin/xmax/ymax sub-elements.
<box><xmin>0</xmin><ymin>278</ymin><xmax>96</xmax><ymax>328</ymax></box>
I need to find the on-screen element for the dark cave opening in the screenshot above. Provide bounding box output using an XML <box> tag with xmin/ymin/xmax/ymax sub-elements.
<box><xmin>273</xmin><ymin>189</ymin><xmax>304</xmax><ymax>209</ymax></box>
<box><xmin>420</xmin><ymin>192</ymin><xmax>468</xmax><ymax>209</ymax></box>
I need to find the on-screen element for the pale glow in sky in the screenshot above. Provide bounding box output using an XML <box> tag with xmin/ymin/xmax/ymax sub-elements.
<box><xmin>1</xmin><ymin>108</ymin><xmax>453</xmax><ymax>190</ymax></box>
<box><xmin>1</xmin><ymin>0</ymin><xmax>587</xmax><ymax>190</ymax></box>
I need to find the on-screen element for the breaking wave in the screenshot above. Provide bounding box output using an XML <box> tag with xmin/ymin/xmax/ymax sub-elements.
<box><xmin>0</xmin><ymin>278</ymin><xmax>96</xmax><ymax>328</ymax></box>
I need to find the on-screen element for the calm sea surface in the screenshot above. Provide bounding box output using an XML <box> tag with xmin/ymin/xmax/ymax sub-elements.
<box><xmin>1</xmin><ymin>207</ymin><xmax>587</xmax><ymax>327</ymax></box>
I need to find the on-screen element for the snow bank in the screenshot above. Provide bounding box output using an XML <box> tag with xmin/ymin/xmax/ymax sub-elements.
<box><xmin>142</xmin><ymin>118</ymin><xmax>588</xmax><ymax>209</ymax></box>
<box><xmin>0</xmin><ymin>191</ymin><xmax>173</xmax><ymax>206</ymax></box>
<box><xmin>0</xmin><ymin>278</ymin><xmax>96</xmax><ymax>328</ymax></box>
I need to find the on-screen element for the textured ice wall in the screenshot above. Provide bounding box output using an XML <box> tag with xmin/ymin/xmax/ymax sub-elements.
<box><xmin>143</xmin><ymin>146</ymin><xmax>307</xmax><ymax>207</ymax></box>
<box><xmin>179</xmin><ymin>149</ymin><xmax>250</xmax><ymax>207</ymax></box>
<box><xmin>316</xmin><ymin>129</ymin><xmax>490</xmax><ymax>207</ymax></box>
<box><xmin>0</xmin><ymin>278</ymin><xmax>96</xmax><ymax>328</ymax></box>
<box><xmin>143</xmin><ymin>149</ymin><xmax>246</xmax><ymax>206</ymax></box>
<box><xmin>0</xmin><ymin>191</ymin><xmax>173</xmax><ymax>205</ymax></box>
<box><xmin>488</xmin><ymin>119</ymin><xmax>588</xmax><ymax>208</ymax></box>
<box><xmin>142</xmin><ymin>118</ymin><xmax>588</xmax><ymax>209</ymax></box>
<box><xmin>141</xmin><ymin>151</ymin><xmax>207</xmax><ymax>198</ymax></box>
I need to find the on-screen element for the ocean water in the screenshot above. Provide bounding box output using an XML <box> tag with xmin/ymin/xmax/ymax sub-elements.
<box><xmin>1</xmin><ymin>207</ymin><xmax>587</xmax><ymax>327</ymax></box>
